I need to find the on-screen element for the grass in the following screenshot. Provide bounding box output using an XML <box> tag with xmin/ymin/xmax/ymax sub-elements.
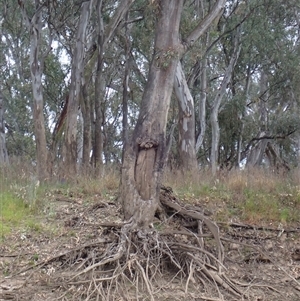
<box><xmin>1</xmin><ymin>160</ymin><xmax>300</xmax><ymax>239</ymax></box>
<box><xmin>163</xmin><ymin>168</ymin><xmax>300</xmax><ymax>225</ymax></box>
<box><xmin>0</xmin><ymin>191</ymin><xmax>34</xmax><ymax>238</ymax></box>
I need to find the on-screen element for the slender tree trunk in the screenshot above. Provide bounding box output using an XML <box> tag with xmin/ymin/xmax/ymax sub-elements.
<box><xmin>246</xmin><ymin>70</ymin><xmax>269</xmax><ymax>167</ymax></box>
<box><xmin>93</xmin><ymin>0</ymin><xmax>105</xmax><ymax>177</ymax></box>
<box><xmin>64</xmin><ymin>0</ymin><xmax>94</xmax><ymax>177</ymax></box>
<box><xmin>122</xmin><ymin>12</ymin><xmax>130</xmax><ymax>162</ymax></box>
<box><xmin>174</xmin><ymin>62</ymin><xmax>197</xmax><ymax>170</ymax></box>
<box><xmin>237</xmin><ymin>65</ymin><xmax>251</xmax><ymax>167</ymax></box>
<box><xmin>19</xmin><ymin>0</ymin><xmax>50</xmax><ymax>181</ymax></box>
<box><xmin>81</xmin><ymin>82</ymin><xmax>92</xmax><ymax>172</ymax></box>
<box><xmin>210</xmin><ymin>30</ymin><xmax>241</xmax><ymax>176</ymax></box>
<box><xmin>120</xmin><ymin>0</ymin><xmax>185</xmax><ymax>228</ymax></box>
<box><xmin>93</xmin><ymin>0</ymin><xmax>134</xmax><ymax>176</ymax></box>
<box><xmin>0</xmin><ymin>92</ymin><xmax>8</xmax><ymax>164</ymax></box>
<box><xmin>196</xmin><ymin>56</ymin><xmax>208</xmax><ymax>152</ymax></box>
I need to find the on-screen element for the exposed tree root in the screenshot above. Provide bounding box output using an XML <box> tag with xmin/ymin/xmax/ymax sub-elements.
<box><xmin>19</xmin><ymin>186</ymin><xmax>249</xmax><ymax>300</ymax></box>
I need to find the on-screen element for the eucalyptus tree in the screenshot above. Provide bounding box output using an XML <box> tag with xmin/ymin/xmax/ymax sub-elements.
<box><xmin>120</xmin><ymin>0</ymin><xmax>226</xmax><ymax>228</ymax></box>
<box><xmin>0</xmin><ymin>92</ymin><xmax>8</xmax><ymax>164</ymax></box>
<box><xmin>63</xmin><ymin>0</ymin><xmax>95</xmax><ymax>177</ymax></box>
<box><xmin>18</xmin><ymin>0</ymin><xmax>55</xmax><ymax>181</ymax></box>
<box><xmin>92</xmin><ymin>0</ymin><xmax>136</xmax><ymax>176</ymax></box>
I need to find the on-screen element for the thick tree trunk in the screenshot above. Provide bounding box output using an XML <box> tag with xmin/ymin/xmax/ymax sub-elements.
<box><xmin>64</xmin><ymin>0</ymin><xmax>94</xmax><ymax>177</ymax></box>
<box><xmin>0</xmin><ymin>92</ymin><xmax>9</xmax><ymax>164</ymax></box>
<box><xmin>120</xmin><ymin>0</ymin><xmax>185</xmax><ymax>228</ymax></box>
<box><xmin>174</xmin><ymin>62</ymin><xmax>197</xmax><ymax>170</ymax></box>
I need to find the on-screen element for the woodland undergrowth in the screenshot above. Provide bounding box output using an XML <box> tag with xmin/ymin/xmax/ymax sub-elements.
<box><xmin>2</xmin><ymin>164</ymin><xmax>300</xmax><ymax>300</ymax></box>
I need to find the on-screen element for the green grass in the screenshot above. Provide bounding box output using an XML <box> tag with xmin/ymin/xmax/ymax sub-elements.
<box><xmin>0</xmin><ymin>191</ymin><xmax>34</xmax><ymax>238</ymax></box>
<box><xmin>163</xmin><ymin>168</ymin><xmax>300</xmax><ymax>225</ymax></box>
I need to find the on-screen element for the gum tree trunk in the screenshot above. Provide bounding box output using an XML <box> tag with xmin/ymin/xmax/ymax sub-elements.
<box><xmin>93</xmin><ymin>0</ymin><xmax>135</xmax><ymax>176</ymax></box>
<box><xmin>19</xmin><ymin>0</ymin><xmax>49</xmax><ymax>181</ymax></box>
<box><xmin>210</xmin><ymin>29</ymin><xmax>241</xmax><ymax>176</ymax></box>
<box><xmin>120</xmin><ymin>0</ymin><xmax>226</xmax><ymax>228</ymax></box>
<box><xmin>120</xmin><ymin>0</ymin><xmax>185</xmax><ymax>228</ymax></box>
<box><xmin>174</xmin><ymin>62</ymin><xmax>197</xmax><ymax>170</ymax></box>
<box><xmin>64</xmin><ymin>0</ymin><xmax>94</xmax><ymax>177</ymax></box>
<box><xmin>0</xmin><ymin>92</ymin><xmax>8</xmax><ymax>164</ymax></box>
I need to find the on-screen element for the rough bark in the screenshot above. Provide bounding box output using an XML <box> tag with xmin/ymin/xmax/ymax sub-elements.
<box><xmin>19</xmin><ymin>0</ymin><xmax>49</xmax><ymax>181</ymax></box>
<box><xmin>210</xmin><ymin>30</ymin><xmax>241</xmax><ymax>176</ymax></box>
<box><xmin>174</xmin><ymin>62</ymin><xmax>197</xmax><ymax>170</ymax></box>
<box><xmin>120</xmin><ymin>0</ymin><xmax>185</xmax><ymax>228</ymax></box>
<box><xmin>0</xmin><ymin>92</ymin><xmax>9</xmax><ymax>164</ymax></box>
<box><xmin>64</xmin><ymin>0</ymin><xmax>94</xmax><ymax>177</ymax></box>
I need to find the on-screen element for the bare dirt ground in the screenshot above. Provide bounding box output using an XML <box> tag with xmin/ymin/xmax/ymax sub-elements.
<box><xmin>1</xmin><ymin>187</ymin><xmax>300</xmax><ymax>301</ymax></box>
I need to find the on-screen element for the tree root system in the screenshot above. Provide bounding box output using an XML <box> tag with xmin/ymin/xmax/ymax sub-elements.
<box><xmin>5</xmin><ymin>186</ymin><xmax>296</xmax><ymax>300</ymax></box>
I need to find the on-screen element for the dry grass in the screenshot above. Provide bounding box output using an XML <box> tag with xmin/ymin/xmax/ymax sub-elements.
<box><xmin>163</xmin><ymin>167</ymin><xmax>300</xmax><ymax>225</ymax></box>
<box><xmin>2</xmin><ymin>158</ymin><xmax>300</xmax><ymax>226</ymax></box>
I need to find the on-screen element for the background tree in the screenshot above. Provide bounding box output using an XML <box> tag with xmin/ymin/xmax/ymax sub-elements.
<box><xmin>0</xmin><ymin>92</ymin><xmax>9</xmax><ymax>164</ymax></box>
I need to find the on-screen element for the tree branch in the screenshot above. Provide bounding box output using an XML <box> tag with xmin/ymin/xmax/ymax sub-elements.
<box><xmin>183</xmin><ymin>0</ymin><xmax>226</xmax><ymax>51</ymax></box>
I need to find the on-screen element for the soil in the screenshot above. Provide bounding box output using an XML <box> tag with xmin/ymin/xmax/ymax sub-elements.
<box><xmin>1</xmin><ymin>188</ymin><xmax>300</xmax><ymax>301</ymax></box>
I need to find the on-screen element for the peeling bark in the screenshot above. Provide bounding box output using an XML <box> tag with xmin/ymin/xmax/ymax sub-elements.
<box><xmin>174</xmin><ymin>62</ymin><xmax>197</xmax><ymax>170</ymax></box>
<box><xmin>19</xmin><ymin>0</ymin><xmax>49</xmax><ymax>181</ymax></box>
<box><xmin>64</xmin><ymin>0</ymin><xmax>95</xmax><ymax>177</ymax></box>
<box><xmin>196</xmin><ymin>56</ymin><xmax>208</xmax><ymax>152</ymax></box>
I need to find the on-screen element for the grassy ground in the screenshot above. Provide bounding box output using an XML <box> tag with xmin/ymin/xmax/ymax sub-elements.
<box><xmin>1</xmin><ymin>164</ymin><xmax>300</xmax><ymax>300</ymax></box>
<box><xmin>1</xmin><ymin>166</ymin><xmax>300</xmax><ymax>240</ymax></box>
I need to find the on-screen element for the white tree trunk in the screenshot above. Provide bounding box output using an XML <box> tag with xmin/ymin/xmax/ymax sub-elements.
<box><xmin>0</xmin><ymin>93</ymin><xmax>8</xmax><ymax>164</ymax></box>
<box><xmin>174</xmin><ymin>62</ymin><xmax>197</xmax><ymax>170</ymax></box>
<box><xmin>64</xmin><ymin>0</ymin><xmax>95</xmax><ymax>177</ymax></box>
<box><xmin>196</xmin><ymin>57</ymin><xmax>208</xmax><ymax>152</ymax></box>
<box><xmin>19</xmin><ymin>0</ymin><xmax>50</xmax><ymax>181</ymax></box>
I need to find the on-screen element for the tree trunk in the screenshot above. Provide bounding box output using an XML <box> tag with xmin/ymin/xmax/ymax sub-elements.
<box><xmin>210</xmin><ymin>30</ymin><xmax>241</xmax><ymax>176</ymax></box>
<box><xmin>93</xmin><ymin>0</ymin><xmax>135</xmax><ymax>176</ymax></box>
<box><xmin>122</xmin><ymin>12</ymin><xmax>130</xmax><ymax>162</ymax></box>
<box><xmin>81</xmin><ymin>82</ymin><xmax>92</xmax><ymax>172</ymax></box>
<box><xmin>196</xmin><ymin>56</ymin><xmax>208</xmax><ymax>153</ymax></box>
<box><xmin>64</xmin><ymin>0</ymin><xmax>94</xmax><ymax>177</ymax></box>
<box><xmin>174</xmin><ymin>62</ymin><xmax>197</xmax><ymax>170</ymax></box>
<box><xmin>0</xmin><ymin>92</ymin><xmax>9</xmax><ymax>164</ymax></box>
<box><xmin>246</xmin><ymin>70</ymin><xmax>269</xmax><ymax>167</ymax></box>
<box><xmin>19</xmin><ymin>0</ymin><xmax>50</xmax><ymax>181</ymax></box>
<box><xmin>120</xmin><ymin>0</ymin><xmax>185</xmax><ymax>228</ymax></box>
<box><xmin>237</xmin><ymin>65</ymin><xmax>251</xmax><ymax>167</ymax></box>
<box><xmin>93</xmin><ymin>0</ymin><xmax>105</xmax><ymax>177</ymax></box>
<box><xmin>120</xmin><ymin>0</ymin><xmax>226</xmax><ymax>228</ymax></box>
